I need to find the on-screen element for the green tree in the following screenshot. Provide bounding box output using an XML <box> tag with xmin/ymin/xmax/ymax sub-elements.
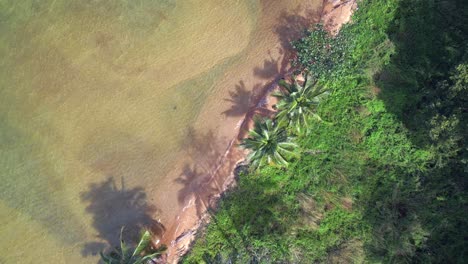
<box><xmin>240</xmin><ymin>118</ymin><xmax>299</xmax><ymax>168</ymax></box>
<box><xmin>273</xmin><ymin>73</ymin><xmax>328</xmax><ymax>134</ymax></box>
<box><xmin>100</xmin><ymin>227</ymin><xmax>166</xmax><ymax>264</ymax></box>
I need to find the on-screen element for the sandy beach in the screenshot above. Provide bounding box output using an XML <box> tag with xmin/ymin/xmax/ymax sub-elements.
<box><xmin>153</xmin><ymin>0</ymin><xmax>358</xmax><ymax>262</ymax></box>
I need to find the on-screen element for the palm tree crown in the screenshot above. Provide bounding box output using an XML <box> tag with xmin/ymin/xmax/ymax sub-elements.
<box><xmin>240</xmin><ymin>118</ymin><xmax>299</xmax><ymax>168</ymax></box>
<box><xmin>100</xmin><ymin>227</ymin><xmax>166</xmax><ymax>264</ymax></box>
<box><xmin>272</xmin><ymin>73</ymin><xmax>327</xmax><ymax>133</ymax></box>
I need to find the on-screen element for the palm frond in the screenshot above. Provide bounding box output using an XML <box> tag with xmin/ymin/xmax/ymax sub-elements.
<box><xmin>100</xmin><ymin>251</ymin><xmax>120</xmax><ymax>264</ymax></box>
<box><xmin>240</xmin><ymin>117</ymin><xmax>299</xmax><ymax>168</ymax></box>
<box><xmin>100</xmin><ymin>228</ymin><xmax>166</xmax><ymax>264</ymax></box>
<box><xmin>273</xmin><ymin>73</ymin><xmax>328</xmax><ymax>134</ymax></box>
<box><xmin>120</xmin><ymin>227</ymin><xmax>130</xmax><ymax>260</ymax></box>
<box><xmin>132</xmin><ymin>230</ymin><xmax>152</xmax><ymax>257</ymax></box>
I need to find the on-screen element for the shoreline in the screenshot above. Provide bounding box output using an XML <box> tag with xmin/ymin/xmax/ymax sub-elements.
<box><xmin>158</xmin><ymin>1</ymin><xmax>356</xmax><ymax>262</ymax></box>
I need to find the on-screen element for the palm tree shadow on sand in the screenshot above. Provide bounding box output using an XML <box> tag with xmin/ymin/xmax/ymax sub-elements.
<box><xmin>222</xmin><ymin>5</ymin><xmax>320</xmax><ymax>135</ymax></box>
<box><xmin>80</xmin><ymin>177</ymin><xmax>165</xmax><ymax>260</ymax></box>
<box><xmin>175</xmin><ymin>128</ymin><xmax>239</xmax><ymax>219</ymax></box>
<box><xmin>275</xmin><ymin>6</ymin><xmax>322</xmax><ymax>58</ymax></box>
<box><xmin>222</xmin><ymin>81</ymin><xmax>258</xmax><ymax>117</ymax></box>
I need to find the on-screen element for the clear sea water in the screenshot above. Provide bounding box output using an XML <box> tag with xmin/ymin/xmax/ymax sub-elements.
<box><xmin>0</xmin><ymin>0</ymin><xmax>257</xmax><ymax>262</ymax></box>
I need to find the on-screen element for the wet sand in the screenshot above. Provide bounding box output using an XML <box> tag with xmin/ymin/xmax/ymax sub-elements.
<box><xmin>153</xmin><ymin>0</ymin><xmax>324</xmax><ymax>262</ymax></box>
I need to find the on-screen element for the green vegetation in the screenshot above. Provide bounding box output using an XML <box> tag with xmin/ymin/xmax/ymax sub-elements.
<box><xmin>292</xmin><ymin>24</ymin><xmax>348</xmax><ymax>79</ymax></box>
<box><xmin>100</xmin><ymin>228</ymin><xmax>166</xmax><ymax>264</ymax></box>
<box><xmin>240</xmin><ymin>118</ymin><xmax>298</xmax><ymax>168</ymax></box>
<box><xmin>183</xmin><ymin>0</ymin><xmax>467</xmax><ymax>263</ymax></box>
<box><xmin>273</xmin><ymin>74</ymin><xmax>328</xmax><ymax>134</ymax></box>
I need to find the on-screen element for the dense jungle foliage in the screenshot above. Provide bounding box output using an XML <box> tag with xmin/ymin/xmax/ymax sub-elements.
<box><xmin>182</xmin><ymin>0</ymin><xmax>467</xmax><ymax>263</ymax></box>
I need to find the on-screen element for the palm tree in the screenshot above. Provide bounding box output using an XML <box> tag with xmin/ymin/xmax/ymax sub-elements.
<box><xmin>240</xmin><ymin>118</ymin><xmax>299</xmax><ymax>168</ymax></box>
<box><xmin>272</xmin><ymin>73</ymin><xmax>328</xmax><ymax>134</ymax></box>
<box><xmin>100</xmin><ymin>227</ymin><xmax>166</xmax><ymax>264</ymax></box>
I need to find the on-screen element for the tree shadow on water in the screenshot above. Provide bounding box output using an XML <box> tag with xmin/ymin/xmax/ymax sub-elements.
<box><xmin>175</xmin><ymin>164</ymin><xmax>218</xmax><ymax>219</ymax></box>
<box><xmin>223</xmin><ymin>6</ymin><xmax>320</xmax><ymax>122</ymax></box>
<box><xmin>222</xmin><ymin>81</ymin><xmax>263</xmax><ymax>118</ymax></box>
<box><xmin>176</xmin><ymin>128</ymin><xmax>238</xmax><ymax>219</ymax></box>
<box><xmin>80</xmin><ymin>177</ymin><xmax>165</xmax><ymax>259</ymax></box>
<box><xmin>274</xmin><ymin>6</ymin><xmax>323</xmax><ymax>74</ymax></box>
<box><xmin>275</xmin><ymin>7</ymin><xmax>321</xmax><ymax>53</ymax></box>
<box><xmin>223</xmin><ymin>5</ymin><xmax>321</xmax><ymax>120</ymax></box>
<box><xmin>254</xmin><ymin>55</ymin><xmax>284</xmax><ymax>79</ymax></box>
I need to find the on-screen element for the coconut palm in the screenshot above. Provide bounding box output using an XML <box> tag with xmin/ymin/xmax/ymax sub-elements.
<box><xmin>240</xmin><ymin>118</ymin><xmax>299</xmax><ymax>168</ymax></box>
<box><xmin>100</xmin><ymin>227</ymin><xmax>166</xmax><ymax>264</ymax></box>
<box><xmin>272</xmin><ymin>73</ymin><xmax>328</xmax><ymax>134</ymax></box>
